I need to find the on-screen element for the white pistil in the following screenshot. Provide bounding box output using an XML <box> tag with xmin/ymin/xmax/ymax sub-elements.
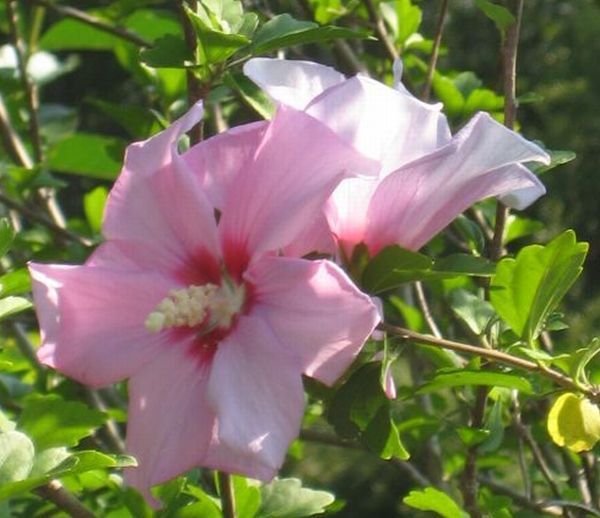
<box><xmin>145</xmin><ymin>282</ymin><xmax>245</xmax><ymax>333</ymax></box>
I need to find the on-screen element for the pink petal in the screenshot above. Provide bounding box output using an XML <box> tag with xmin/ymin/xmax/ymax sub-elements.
<box><xmin>206</xmin><ymin>315</ymin><xmax>304</xmax><ymax>479</ymax></box>
<box><xmin>182</xmin><ymin>121</ymin><xmax>268</xmax><ymax>209</ymax></box>
<box><xmin>306</xmin><ymin>75</ymin><xmax>451</xmax><ymax>173</ymax></box>
<box><xmin>29</xmin><ymin>263</ymin><xmax>176</xmax><ymax>387</ymax></box>
<box><xmin>103</xmin><ymin>102</ymin><xmax>220</xmax><ymax>273</ymax></box>
<box><xmin>124</xmin><ymin>345</ymin><xmax>215</xmax><ymax>506</ymax></box>
<box><xmin>365</xmin><ymin>112</ymin><xmax>550</xmax><ymax>253</ymax></box>
<box><xmin>246</xmin><ymin>256</ymin><xmax>380</xmax><ymax>386</ymax></box>
<box><xmin>282</xmin><ymin>211</ymin><xmax>336</xmax><ymax>257</ymax></box>
<box><xmin>324</xmin><ymin>176</ymin><xmax>379</xmax><ymax>257</ymax></box>
<box><xmin>218</xmin><ymin>106</ymin><xmax>379</xmax><ymax>263</ymax></box>
<box><xmin>243</xmin><ymin>58</ymin><xmax>346</xmax><ymax>110</ymax></box>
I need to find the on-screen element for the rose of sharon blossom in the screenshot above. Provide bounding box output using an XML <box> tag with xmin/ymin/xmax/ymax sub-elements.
<box><xmin>244</xmin><ymin>58</ymin><xmax>551</xmax><ymax>258</ymax></box>
<box><xmin>29</xmin><ymin>103</ymin><xmax>380</xmax><ymax>503</ymax></box>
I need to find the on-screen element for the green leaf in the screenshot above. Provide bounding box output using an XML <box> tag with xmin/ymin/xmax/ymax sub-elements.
<box><xmin>362</xmin><ymin>246</ymin><xmax>494</xmax><ymax>293</ymax></box>
<box><xmin>403</xmin><ymin>487</ymin><xmax>468</xmax><ymax>518</ymax></box>
<box><xmin>139</xmin><ymin>34</ymin><xmax>193</xmax><ymax>68</ymax></box>
<box><xmin>88</xmin><ymin>99</ymin><xmax>163</xmax><ymax>138</ymax></box>
<box><xmin>474</xmin><ymin>0</ymin><xmax>515</xmax><ymax>34</ymax></box>
<box><xmin>0</xmin><ymin>297</ymin><xmax>32</xmax><ymax>322</ymax></box>
<box><xmin>251</xmin><ymin>14</ymin><xmax>367</xmax><ymax>55</ymax></box>
<box><xmin>490</xmin><ymin>230</ymin><xmax>588</xmax><ymax>344</ymax></box>
<box><xmin>417</xmin><ymin>370</ymin><xmax>533</xmax><ymax>395</ymax></box>
<box><xmin>380</xmin><ymin>0</ymin><xmax>422</xmax><ymax>46</ymax></box>
<box><xmin>505</xmin><ymin>215</ymin><xmax>544</xmax><ymax>244</ymax></box>
<box><xmin>456</xmin><ymin>427</ymin><xmax>490</xmax><ymax>447</ymax></box>
<box><xmin>40</xmin><ymin>18</ymin><xmax>122</xmax><ymax>51</ymax></box>
<box><xmin>0</xmin><ymin>431</ymin><xmax>34</xmax><ymax>485</ymax></box>
<box><xmin>327</xmin><ymin>362</ymin><xmax>409</xmax><ymax>460</ymax></box>
<box><xmin>185</xmin><ymin>6</ymin><xmax>250</xmax><ymax>66</ymax></box>
<box><xmin>363</xmin><ymin>406</ymin><xmax>409</xmax><ymax>460</ymax></box>
<box><xmin>463</xmin><ymin>88</ymin><xmax>504</xmax><ymax>116</ymax></box>
<box><xmin>432</xmin><ymin>73</ymin><xmax>464</xmax><ymax>118</ymax></box>
<box><xmin>47</xmin><ymin>133</ymin><xmax>127</xmax><ymax>180</ymax></box>
<box><xmin>224</xmin><ymin>72</ymin><xmax>275</xmax><ymax>119</ymax></box>
<box><xmin>0</xmin><ymin>450</ymin><xmax>136</xmax><ymax>500</ymax></box>
<box><xmin>18</xmin><ymin>397</ymin><xmax>107</xmax><ymax>450</ymax></box>
<box><xmin>231</xmin><ymin>476</ymin><xmax>261</xmax><ymax>518</ymax></box>
<box><xmin>533</xmin><ymin>149</ymin><xmax>577</xmax><ymax>175</ymax></box>
<box><xmin>84</xmin><ymin>186</ymin><xmax>109</xmax><ymax>234</ymax></box>
<box><xmin>258</xmin><ymin>478</ymin><xmax>335</xmax><ymax>518</ymax></box>
<box><xmin>449</xmin><ymin>289</ymin><xmax>496</xmax><ymax>335</ymax></box>
<box><xmin>29</xmin><ymin>447</ymin><xmax>70</xmax><ymax>478</ymax></box>
<box><xmin>0</xmin><ymin>270</ymin><xmax>31</xmax><ymax>297</ymax></box>
<box><xmin>0</xmin><ymin>219</ymin><xmax>14</xmax><ymax>257</ymax></box>
<box><xmin>479</xmin><ymin>399</ymin><xmax>505</xmax><ymax>454</ymax></box>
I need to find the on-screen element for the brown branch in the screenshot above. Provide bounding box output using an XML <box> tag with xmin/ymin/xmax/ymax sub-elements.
<box><xmin>379</xmin><ymin>324</ymin><xmax>600</xmax><ymax>401</ymax></box>
<box><xmin>361</xmin><ymin>0</ymin><xmax>399</xmax><ymax>60</ymax></box>
<box><xmin>36</xmin><ymin>480</ymin><xmax>95</xmax><ymax>518</ymax></box>
<box><xmin>218</xmin><ymin>472</ymin><xmax>237</xmax><ymax>518</ymax></box>
<box><xmin>27</xmin><ymin>0</ymin><xmax>151</xmax><ymax>47</ymax></box>
<box><xmin>421</xmin><ymin>0</ymin><xmax>449</xmax><ymax>101</ymax></box>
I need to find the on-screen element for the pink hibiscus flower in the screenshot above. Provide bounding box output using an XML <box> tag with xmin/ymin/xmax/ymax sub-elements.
<box><xmin>244</xmin><ymin>58</ymin><xmax>551</xmax><ymax>258</ymax></box>
<box><xmin>29</xmin><ymin>103</ymin><xmax>380</xmax><ymax>503</ymax></box>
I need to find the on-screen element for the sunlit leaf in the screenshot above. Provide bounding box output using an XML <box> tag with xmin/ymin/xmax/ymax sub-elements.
<box><xmin>403</xmin><ymin>487</ymin><xmax>468</xmax><ymax>518</ymax></box>
<box><xmin>490</xmin><ymin>230</ymin><xmax>588</xmax><ymax>344</ymax></box>
<box><xmin>258</xmin><ymin>478</ymin><xmax>334</xmax><ymax>518</ymax></box>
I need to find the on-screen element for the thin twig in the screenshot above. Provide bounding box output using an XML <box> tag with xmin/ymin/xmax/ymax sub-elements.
<box><xmin>421</xmin><ymin>0</ymin><xmax>449</xmax><ymax>101</ymax></box>
<box><xmin>0</xmin><ymin>191</ymin><xmax>92</xmax><ymax>246</ymax></box>
<box><xmin>513</xmin><ymin>421</ymin><xmax>564</xmax><ymax>502</ymax></box>
<box><xmin>177</xmin><ymin>0</ymin><xmax>206</xmax><ymax>144</ymax></box>
<box><xmin>299</xmin><ymin>429</ymin><xmax>432</xmax><ymax>487</ymax></box>
<box><xmin>36</xmin><ymin>480</ymin><xmax>95</xmax><ymax>518</ymax></box>
<box><xmin>7</xmin><ymin>0</ymin><xmax>43</xmax><ymax>164</ymax></box>
<box><xmin>361</xmin><ymin>0</ymin><xmax>399</xmax><ymax>60</ymax></box>
<box><xmin>0</xmin><ymin>94</ymin><xmax>33</xmax><ymax>168</ymax></box>
<box><xmin>512</xmin><ymin>394</ymin><xmax>533</xmax><ymax>500</ymax></box>
<box><xmin>83</xmin><ymin>388</ymin><xmax>126</xmax><ymax>454</ymax></box>
<box><xmin>490</xmin><ymin>0</ymin><xmax>524</xmax><ymax>261</ymax></box>
<box><xmin>478</xmin><ymin>477</ymin><xmax>565</xmax><ymax>516</ymax></box>
<box><xmin>379</xmin><ymin>324</ymin><xmax>600</xmax><ymax>401</ymax></box>
<box><xmin>218</xmin><ymin>472</ymin><xmax>237</xmax><ymax>518</ymax></box>
<box><xmin>413</xmin><ymin>281</ymin><xmax>442</xmax><ymax>338</ymax></box>
<box><xmin>27</xmin><ymin>0</ymin><xmax>151</xmax><ymax>47</ymax></box>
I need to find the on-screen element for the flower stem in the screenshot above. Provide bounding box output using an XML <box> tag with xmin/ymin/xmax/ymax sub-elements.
<box><xmin>217</xmin><ymin>471</ymin><xmax>237</xmax><ymax>518</ymax></box>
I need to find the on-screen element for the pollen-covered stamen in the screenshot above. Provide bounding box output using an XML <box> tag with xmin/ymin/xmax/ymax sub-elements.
<box><xmin>145</xmin><ymin>281</ymin><xmax>246</xmax><ymax>333</ymax></box>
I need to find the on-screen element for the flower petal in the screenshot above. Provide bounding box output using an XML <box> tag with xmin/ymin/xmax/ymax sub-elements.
<box><xmin>218</xmin><ymin>106</ymin><xmax>379</xmax><ymax>264</ymax></box>
<box><xmin>103</xmin><ymin>102</ymin><xmax>220</xmax><ymax>272</ymax></box>
<box><xmin>246</xmin><ymin>256</ymin><xmax>380</xmax><ymax>386</ymax></box>
<box><xmin>124</xmin><ymin>345</ymin><xmax>215</xmax><ymax>506</ymax></box>
<box><xmin>243</xmin><ymin>57</ymin><xmax>346</xmax><ymax>110</ymax></box>
<box><xmin>29</xmin><ymin>263</ymin><xmax>176</xmax><ymax>387</ymax></box>
<box><xmin>364</xmin><ymin>112</ymin><xmax>550</xmax><ymax>252</ymax></box>
<box><xmin>182</xmin><ymin>121</ymin><xmax>268</xmax><ymax>209</ymax></box>
<box><xmin>306</xmin><ymin>75</ymin><xmax>451</xmax><ymax>172</ymax></box>
<box><xmin>324</xmin><ymin>176</ymin><xmax>379</xmax><ymax>256</ymax></box>
<box><xmin>207</xmin><ymin>315</ymin><xmax>304</xmax><ymax>479</ymax></box>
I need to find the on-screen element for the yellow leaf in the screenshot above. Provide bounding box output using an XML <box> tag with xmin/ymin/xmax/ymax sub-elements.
<box><xmin>547</xmin><ymin>393</ymin><xmax>600</xmax><ymax>452</ymax></box>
